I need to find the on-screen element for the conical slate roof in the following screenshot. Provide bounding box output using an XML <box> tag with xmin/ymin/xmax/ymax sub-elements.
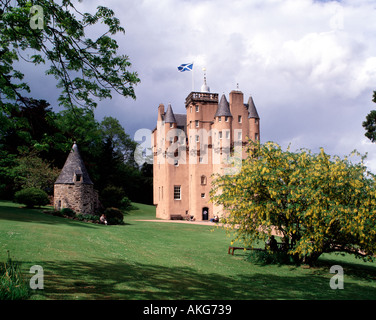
<box><xmin>247</xmin><ymin>96</ymin><xmax>260</xmax><ymax>119</ymax></box>
<box><xmin>164</xmin><ymin>104</ymin><xmax>177</xmax><ymax>123</ymax></box>
<box><xmin>214</xmin><ymin>94</ymin><xmax>232</xmax><ymax>118</ymax></box>
<box><xmin>55</xmin><ymin>143</ymin><xmax>93</xmax><ymax>185</ymax></box>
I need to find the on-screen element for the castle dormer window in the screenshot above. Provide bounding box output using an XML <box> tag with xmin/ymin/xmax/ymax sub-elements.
<box><xmin>196</xmin><ymin>106</ymin><xmax>199</xmax><ymax>112</ymax></box>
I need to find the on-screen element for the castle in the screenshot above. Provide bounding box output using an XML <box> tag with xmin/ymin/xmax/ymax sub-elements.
<box><xmin>152</xmin><ymin>78</ymin><xmax>260</xmax><ymax>221</ymax></box>
<box><xmin>54</xmin><ymin>142</ymin><xmax>100</xmax><ymax>215</ymax></box>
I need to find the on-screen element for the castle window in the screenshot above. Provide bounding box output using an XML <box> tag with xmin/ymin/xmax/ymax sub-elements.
<box><xmin>201</xmin><ymin>175</ymin><xmax>207</xmax><ymax>185</ymax></box>
<box><xmin>195</xmin><ymin>135</ymin><xmax>199</xmax><ymax>142</ymax></box>
<box><xmin>174</xmin><ymin>159</ymin><xmax>179</xmax><ymax>166</ymax></box>
<box><xmin>238</xmin><ymin>131</ymin><xmax>242</xmax><ymax>140</ymax></box>
<box><xmin>218</xmin><ymin>117</ymin><xmax>221</xmax><ymax>122</ymax></box>
<box><xmin>170</xmin><ymin>123</ymin><xmax>173</xmax><ymax>128</ymax></box>
<box><xmin>201</xmin><ymin>193</ymin><xmax>205</xmax><ymax>198</ymax></box>
<box><xmin>255</xmin><ymin>119</ymin><xmax>259</xmax><ymax>125</ymax></box>
<box><xmin>195</xmin><ymin>120</ymin><xmax>199</xmax><ymax>127</ymax></box>
<box><xmin>225</xmin><ymin>116</ymin><xmax>229</xmax><ymax>122</ymax></box>
<box><xmin>238</xmin><ymin>115</ymin><xmax>242</xmax><ymax>123</ymax></box>
<box><xmin>219</xmin><ymin>131</ymin><xmax>222</xmax><ymax>140</ymax></box>
<box><xmin>190</xmin><ymin>106</ymin><xmax>192</xmax><ymax>113</ymax></box>
<box><xmin>226</xmin><ymin>131</ymin><xmax>230</xmax><ymax>139</ymax></box>
<box><xmin>196</xmin><ymin>105</ymin><xmax>199</xmax><ymax>112</ymax></box>
<box><xmin>255</xmin><ymin>133</ymin><xmax>259</xmax><ymax>140</ymax></box>
<box><xmin>174</xmin><ymin>186</ymin><xmax>181</xmax><ymax>200</ymax></box>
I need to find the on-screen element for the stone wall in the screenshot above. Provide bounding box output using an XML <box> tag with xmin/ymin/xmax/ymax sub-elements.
<box><xmin>54</xmin><ymin>183</ymin><xmax>99</xmax><ymax>215</ymax></box>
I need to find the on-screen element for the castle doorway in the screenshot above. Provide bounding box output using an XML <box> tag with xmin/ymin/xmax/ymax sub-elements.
<box><xmin>202</xmin><ymin>207</ymin><xmax>209</xmax><ymax>220</ymax></box>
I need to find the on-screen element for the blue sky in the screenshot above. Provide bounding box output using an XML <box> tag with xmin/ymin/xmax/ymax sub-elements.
<box><xmin>23</xmin><ymin>0</ymin><xmax>376</xmax><ymax>171</ymax></box>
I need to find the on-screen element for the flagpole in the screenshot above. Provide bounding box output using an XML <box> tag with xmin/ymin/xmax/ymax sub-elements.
<box><xmin>192</xmin><ymin>61</ymin><xmax>194</xmax><ymax>92</ymax></box>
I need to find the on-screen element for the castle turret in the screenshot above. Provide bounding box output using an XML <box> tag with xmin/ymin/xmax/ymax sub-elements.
<box><xmin>164</xmin><ymin>103</ymin><xmax>177</xmax><ymax>127</ymax></box>
<box><xmin>214</xmin><ymin>94</ymin><xmax>233</xmax><ymax>147</ymax></box>
<box><xmin>247</xmin><ymin>96</ymin><xmax>260</xmax><ymax>142</ymax></box>
<box><xmin>215</xmin><ymin>94</ymin><xmax>232</xmax><ymax>118</ymax></box>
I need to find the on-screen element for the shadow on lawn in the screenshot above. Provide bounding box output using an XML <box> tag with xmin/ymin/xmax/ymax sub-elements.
<box><xmin>36</xmin><ymin>258</ymin><xmax>376</xmax><ymax>300</ymax></box>
<box><xmin>0</xmin><ymin>204</ymin><xmax>133</xmax><ymax>229</ymax></box>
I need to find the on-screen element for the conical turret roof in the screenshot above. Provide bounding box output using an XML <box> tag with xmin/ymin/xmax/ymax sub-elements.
<box><xmin>164</xmin><ymin>104</ymin><xmax>177</xmax><ymax>123</ymax></box>
<box><xmin>214</xmin><ymin>94</ymin><xmax>232</xmax><ymax>118</ymax></box>
<box><xmin>55</xmin><ymin>143</ymin><xmax>93</xmax><ymax>185</ymax></box>
<box><xmin>247</xmin><ymin>96</ymin><xmax>260</xmax><ymax>119</ymax></box>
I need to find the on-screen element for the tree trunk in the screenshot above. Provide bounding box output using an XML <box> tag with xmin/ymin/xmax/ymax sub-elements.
<box><xmin>304</xmin><ymin>251</ymin><xmax>322</xmax><ymax>266</ymax></box>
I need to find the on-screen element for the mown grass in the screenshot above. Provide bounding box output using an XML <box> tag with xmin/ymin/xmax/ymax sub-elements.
<box><xmin>1</xmin><ymin>200</ymin><xmax>376</xmax><ymax>300</ymax></box>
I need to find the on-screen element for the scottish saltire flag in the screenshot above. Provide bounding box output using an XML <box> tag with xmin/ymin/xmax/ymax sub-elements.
<box><xmin>177</xmin><ymin>63</ymin><xmax>193</xmax><ymax>72</ymax></box>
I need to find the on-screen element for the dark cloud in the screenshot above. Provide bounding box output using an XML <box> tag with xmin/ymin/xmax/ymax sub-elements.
<box><xmin>15</xmin><ymin>0</ymin><xmax>376</xmax><ymax>171</ymax></box>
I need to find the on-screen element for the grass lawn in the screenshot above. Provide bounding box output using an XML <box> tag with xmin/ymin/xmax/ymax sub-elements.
<box><xmin>1</xmin><ymin>200</ymin><xmax>376</xmax><ymax>300</ymax></box>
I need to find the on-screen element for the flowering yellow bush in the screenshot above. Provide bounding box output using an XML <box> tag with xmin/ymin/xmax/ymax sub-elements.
<box><xmin>210</xmin><ymin>141</ymin><xmax>376</xmax><ymax>264</ymax></box>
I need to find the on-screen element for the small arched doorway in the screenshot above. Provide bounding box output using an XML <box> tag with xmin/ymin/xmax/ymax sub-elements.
<box><xmin>202</xmin><ymin>207</ymin><xmax>209</xmax><ymax>221</ymax></box>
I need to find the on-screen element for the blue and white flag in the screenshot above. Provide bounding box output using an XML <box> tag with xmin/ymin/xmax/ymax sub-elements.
<box><xmin>177</xmin><ymin>63</ymin><xmax>193</xmax><ymax>72</ymax></box>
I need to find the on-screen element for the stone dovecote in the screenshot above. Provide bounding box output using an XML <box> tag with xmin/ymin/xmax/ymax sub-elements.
<box><xmin>54</xmin><ymin>142</ymin><xmax>99</xmax><ymax>215</ymax></box>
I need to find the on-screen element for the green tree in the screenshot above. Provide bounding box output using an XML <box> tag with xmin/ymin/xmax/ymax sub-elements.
<box><xmin>0</xmin><ymin>0</ymin><xmax>140</xmax><ymax>111</ymax></box>
<box><xmin>363</xmin><ymin>91</ymin><xmax>376</xmax><ymax>142</ymax></box>
<box><xmin>211</xmin><ymin>141</ymin><xmax>376</xmax><ymax>265</ymax></box>
<box><xmin>100</xmin><ymin>116</ymin><xmax>138</xmax><ymax>166</ymax></box>
<box><xmin>14</xmin><ymin>149</ymin><xmax>60</xmax><ymax>194</ymax></box>
<box><xmin>55</xmin><ymin>107</ymin><xmax>102</xmax><ymax>153</ymax></box>
<box><xmin>0</xmin><ymin>98</ymin><xmax>69</xmax><ymax>164</ymax></box>
<box><xmin>0</xmin><ymin>149</ymin><xmax>18</xmax><ymax>199</ymax></box>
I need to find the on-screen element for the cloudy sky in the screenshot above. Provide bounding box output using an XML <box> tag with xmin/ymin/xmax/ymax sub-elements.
<box><xmin>26</xmin><ymin>0</ymin><xmax>376</xmax><ymax>171</ymax></box>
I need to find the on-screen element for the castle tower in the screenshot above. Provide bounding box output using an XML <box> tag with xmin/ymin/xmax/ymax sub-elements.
<box><xmin>54</xmin><ymin>142</ymin><xmax>99</xmax><ymax>215</ymax></box>
<box><xmin>185</xmin><ymin>77</ymin><xmax>218</xmax><ymax>221</ymax></box>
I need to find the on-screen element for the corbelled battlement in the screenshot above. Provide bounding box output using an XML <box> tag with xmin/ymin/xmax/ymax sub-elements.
<box><xmin>185</xmin><ymin>92</ymin><xmax>218</xmax><ymax>105</ymax></box>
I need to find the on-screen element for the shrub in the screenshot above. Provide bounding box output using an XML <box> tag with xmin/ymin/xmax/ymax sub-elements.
<box><xmin>76</xmin><ymin>214</ymin><xmax>100</xmax><ymax>223</ymax></box>
<box><xmin>104</xmin><ymin>207</ymin><xmax>124</xmax><ymax>225</ymax></box>
<box><xmin>14</xmin><ymin>188</ymin><xmax>49</xmax><ymax>208</ymax></box>
<box><xmin>120</xmin><ymin>196</ymin><xmax>132</xmax><ymax>211</ymax></box>
<box><xmin>51</xmin><ymin>210</ymin><xmax>63</xmax><ymax>217</ymax></box>
<box><xmin>246</xmin><ymin>250</ymin><xmax>298</xmax><ymax>266</ymax></box>
<box><xmin>100</xmin><ymin>185</ymin><xmax>125</xmax><ymax>209</ymax></box>
<box><xmin>61</xmin><ymin>208</ymin><xmax>75</xmax><ymax>217</ymax></box>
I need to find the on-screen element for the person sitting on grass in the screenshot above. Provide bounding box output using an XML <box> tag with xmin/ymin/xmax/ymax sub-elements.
<box><xmin>210</xmin><ymin>215</ymin><xmax>219</xmax><ymax>223</ymax></box>
<box><xmin>100</xmin><ymin>214</ymin><xmax>108</xmax><ymax>225</ymax></box>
